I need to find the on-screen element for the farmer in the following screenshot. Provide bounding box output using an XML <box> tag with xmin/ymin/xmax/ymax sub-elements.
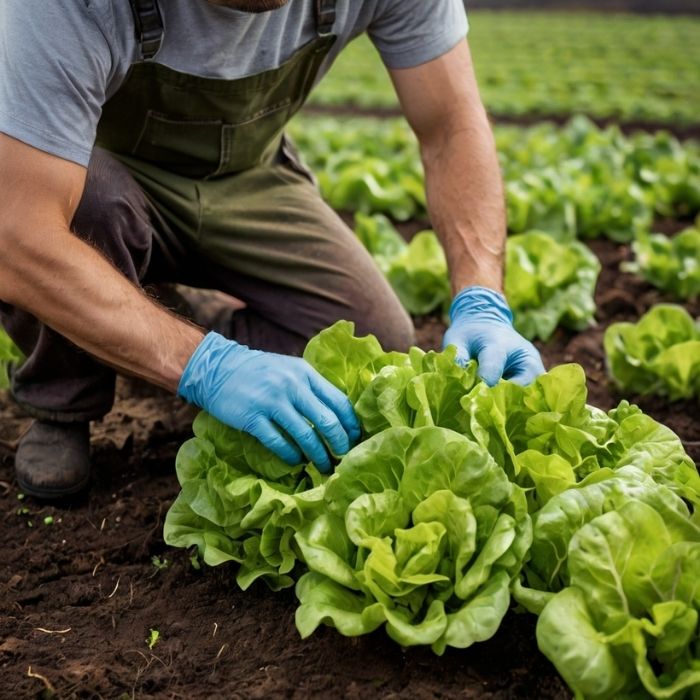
<box><xmin>0</xmin><ymin>0</ymin><xmax>544</xmax><ymax>500</ymax></box>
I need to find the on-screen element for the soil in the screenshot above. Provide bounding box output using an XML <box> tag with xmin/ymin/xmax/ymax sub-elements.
<box><xmin>305</xmin><ymin>105</ymin><xmax>700</xmax><ymax>142</ymax></box>
<box><xmin>1</xmin><ymin>227</ymin><xmax>698</xmax><ymax>699</ymax></box>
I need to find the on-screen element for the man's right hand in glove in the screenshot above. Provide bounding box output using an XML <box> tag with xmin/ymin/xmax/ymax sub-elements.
<box><xmin>178</xmin><ymin>332</ymin><xmax>361</xmax><ymax>473</ymax></box>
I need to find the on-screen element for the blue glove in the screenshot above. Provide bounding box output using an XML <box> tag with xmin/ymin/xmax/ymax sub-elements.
<box><xmin>442</xmin><ymin>286</ymin><xmax>545</xmax><ymax>386</ymax></box>
<box><xmin>178</xmin><ymin>332</ymin><xmax>361</xmax><ymax>473</ymax></box>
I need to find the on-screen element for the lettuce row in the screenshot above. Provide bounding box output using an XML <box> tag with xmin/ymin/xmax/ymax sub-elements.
<box><xmin>624</xmin><ymin>225</ymin><xmax>700</xmax><ymax>301</ymax></box>
<box><xmin>309</xmin><ymin>24</ymin><xmax>700</xmax><ymax>126</ymax></box>
<box><xmin>604</xmin><ymin>304</ymin><xmax>700</xmax><ymax>401</ymax></box>
<box><xmin>288</xmin><ymin>116</ymin><xmax>700</xmax><ymax>239</ymax></box>
<box><xmin>164</xmin><ymin>321</ymin><xmax>700</xmax><ymax>690</ymax></box>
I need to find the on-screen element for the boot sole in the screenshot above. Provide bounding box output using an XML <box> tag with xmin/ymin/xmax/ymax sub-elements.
<box><xmin>17</xmin><ymin>473</ymin><xmax>90</xmax><ymax>501</ymax></box>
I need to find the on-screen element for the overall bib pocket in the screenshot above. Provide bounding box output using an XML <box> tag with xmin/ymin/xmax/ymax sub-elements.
<box><xmin>215</xmin><ymin>97</ymin><xmax>293</xmax><ymax>177</ymax></box>
<box><xmin>134</xmin><ymin>111</ymin><xmax>224</xmax><ymax>179</ymax></box>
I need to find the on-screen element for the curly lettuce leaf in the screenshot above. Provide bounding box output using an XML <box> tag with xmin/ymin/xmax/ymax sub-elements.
<box><xmin>164</xmin><ymin>412</ymin><xmax>326</xmax><ymax>590</ymax></box>
<box><xmin>461</xmin><ymin>364</ymin><xmax>617</xmax><ymax>508</ymax></box>
<box><xmin>355</xmin><ymin>346</ymin><xmax>477</xmax><ymax>436</ymax></box>
<box><xmin>302</xmin><ymin>320</ymin><xmax>398</xmax><ymax>403</ymax></box>
<box><xmin>461</xmin><ymin>363</ymin><xmax>699</xmax><ymax>514</ymax></box>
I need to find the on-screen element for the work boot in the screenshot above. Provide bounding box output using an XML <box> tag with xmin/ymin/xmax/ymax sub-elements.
<box><xmin>15</xmin><ymin>420</ymin><xmax>91</xmax><ymax>499</ymax></box>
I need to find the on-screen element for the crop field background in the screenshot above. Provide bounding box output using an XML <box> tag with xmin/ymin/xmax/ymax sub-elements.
<box><xmin>1</xmin><ymin>6</ymin><xmax>700</xmax><ymax>700</ymax></box>
<box><xmin>312</xmin><ymin>12</ymin><xmax>700</xmax><ymax>126</ymax></box>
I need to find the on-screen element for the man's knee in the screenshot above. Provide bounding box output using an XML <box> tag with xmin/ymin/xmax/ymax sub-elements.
<box><xmin>71</xmin><ymin>149</ymin><xmax>152</xmax><ymax>279</ymax></box>
<box><xmin>350</xmin><ymin>290</ymin><xmax>416</xmax><ymax>353</ymax></box>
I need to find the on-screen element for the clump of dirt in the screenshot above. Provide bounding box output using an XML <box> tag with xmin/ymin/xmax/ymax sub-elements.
<box><xmin>1</xmin><ymin>234</ymin><xmax>697</xmax><ymax>699</ymax></box>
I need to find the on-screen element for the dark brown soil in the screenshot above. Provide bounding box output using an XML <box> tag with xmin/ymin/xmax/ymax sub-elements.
<box><xmin>1</xmin><ymin>229</ymin><xmax>698</xmax><ymax>699</ymax></box>
<box><xmin>305</xmin><ymin>105</ymin><xmax>700</xmax><ymax>141</ymax></box>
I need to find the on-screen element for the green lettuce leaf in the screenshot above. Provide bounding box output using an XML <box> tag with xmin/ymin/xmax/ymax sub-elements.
<box><xmin>385</xmin><ymin>231</ymin><xmax>451</xmax><ymax>316</ymax></box>
<box><xmin>461</xmin><ymin>363</ymin><xmax>698</xmax><ymax>513</ymax></box>
<box><xmin>536</xmin><ymin>499</ymin><xmax>700</xmax><ymax>699</ymax></box>
<box><xmin>355</xmin><ymin>214</ymin><xmax>450</xmax><ymax>315</ymax></box>
<box><xmin>302</xmin><ymin>320</ymin><xmax>392</xmax><ymax>403</ymax></box>
<box><xmin>523</xmin><ymin>467</ymin><xmax>699</xmax><ymax>600</ymax></box>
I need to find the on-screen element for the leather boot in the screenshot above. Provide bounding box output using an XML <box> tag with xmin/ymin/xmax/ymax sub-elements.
<box><xmin>15</xmin><ymin>420</ymin><xmax>91</xmax><ymax>499</ymax></box>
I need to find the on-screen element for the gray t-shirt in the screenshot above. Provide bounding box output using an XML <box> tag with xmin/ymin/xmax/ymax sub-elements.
<box><xmin>0</xmin><ymin>0</ymin><xmax>468</xmax><ymax>167</ymax></box>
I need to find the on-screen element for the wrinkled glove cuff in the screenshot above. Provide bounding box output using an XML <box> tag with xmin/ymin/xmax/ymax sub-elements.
<box><xmin>449</xmin><ymin>285</ymin><xmax>514</xmax><ymax>326</ymax></box>
<box><xmin>177</xmin><ymin>331</ymin><xmax>246</xmax><ymax>408</ymax></box>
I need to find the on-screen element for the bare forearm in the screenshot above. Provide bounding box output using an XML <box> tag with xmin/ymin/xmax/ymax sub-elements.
<box><xmin>0</xmin><ymin>223</ymin><xmax>204</xmax><ymax>392</ymax></box>
<box><xmin>388</xmin><ymin>40</ymin><xmax>506</xmax><ymax>295</ymax></box>
<box><xmin>421</xmin><ymin>109</ymin><xmax>506</xmax><ymax>295</ymax></box>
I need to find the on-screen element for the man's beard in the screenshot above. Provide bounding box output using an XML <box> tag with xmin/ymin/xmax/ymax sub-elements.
<box><xmin>207</xmin><ymin>0</ymin><xmax>290</xmax><ymax>12</ymax></box>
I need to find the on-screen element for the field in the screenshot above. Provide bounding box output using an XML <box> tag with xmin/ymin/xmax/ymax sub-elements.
<box><xmin>312</xmin><ymin>12</ymin><xmax>700</xmax><ymax>126</ymax></box>
<box><xmin>2</xmin><ymin>8</ymin><xmax>700</xmax><ymax>700</ymax></box>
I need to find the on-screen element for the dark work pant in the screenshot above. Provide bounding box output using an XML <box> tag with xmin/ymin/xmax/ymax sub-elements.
<box><xmin>0</xmin><ymin>148</ymin><xmax>414</xmax><ymax>421</ymax></box>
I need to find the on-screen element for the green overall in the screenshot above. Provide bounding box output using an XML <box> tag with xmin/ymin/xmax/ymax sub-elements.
<box><xmin>96</xmin><ymin>0</ymin><xmax>338</xmax><ymax>278</ymax></box>
<box><xmin>4</xmin><ymin>0</ymin><xmax>413</xmax><ymax>422</ymax></box>
<box><xmin>92</xmin><ymin>0</ymin><xmax>412</xmax><ymax>324</ymax></box>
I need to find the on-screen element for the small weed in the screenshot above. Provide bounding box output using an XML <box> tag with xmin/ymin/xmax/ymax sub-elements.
<box><xmin>146</xmin><ymin>629</ymin><xmax>160</xmax><ymax>650</ymax></box>
<box><xmin>151</xmin><ymin>555</ymin><xmax>170</xmax><ymax>571</ymax></box>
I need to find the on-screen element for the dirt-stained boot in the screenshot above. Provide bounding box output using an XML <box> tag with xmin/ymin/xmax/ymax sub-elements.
<box><xmin>15</xmin><ymin>420</ymin><xmax>91</xmax><ymax>499</ymax></box>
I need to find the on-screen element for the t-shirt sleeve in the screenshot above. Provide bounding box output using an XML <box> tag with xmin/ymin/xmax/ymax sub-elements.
<box><xmin>0</xmin><ymin>0</ymin><xmax>113</xmax><ymax>167</ymax></box>
<box><xmin>367</xmin><ymin>0</ymin><xmax>469</xmax><ymax>70</ymax></box>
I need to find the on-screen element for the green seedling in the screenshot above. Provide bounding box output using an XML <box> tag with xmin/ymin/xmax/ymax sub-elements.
<box><xmin>146</xmin><ymin>629</ymin><xmax>160</xmax><ymax>650</ymax></box>
<box><xmin>151</xmin><ymin>555</ymin><xmax>170</xmax><ymax>571</ymax></box>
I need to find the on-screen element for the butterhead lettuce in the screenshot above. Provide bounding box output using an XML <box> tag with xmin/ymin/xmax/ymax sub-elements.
<box><xmin>604</xmin><ymin>304</ymin><xmax>700</xmax><ymax>400</ymax></box>
<box><xmin>294</xmin><ymin>426</ymin><xmax>532</xmax><ymax>654</ymax></box>
<box><xmin>506</xmin><ymin>231</ymin><xmax>600</xmax><ymax>341</ymax></box>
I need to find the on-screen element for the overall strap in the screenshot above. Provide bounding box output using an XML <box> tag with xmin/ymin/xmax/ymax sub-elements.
<box><xmin>128</xmin><ymin>0</ymin><xmax>164</xmax><ymax>60</ymax></box>
<box><xmin>315</xmin><ymin>0</ymin><xmax>336</xmax><ymax>36</ymax></box>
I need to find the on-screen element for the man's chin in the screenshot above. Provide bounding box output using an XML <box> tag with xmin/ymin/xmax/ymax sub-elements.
<box><xmin>206</xmin><ymin>0</ymin><xmax>290</xmax><ymax>12</ymax></box>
